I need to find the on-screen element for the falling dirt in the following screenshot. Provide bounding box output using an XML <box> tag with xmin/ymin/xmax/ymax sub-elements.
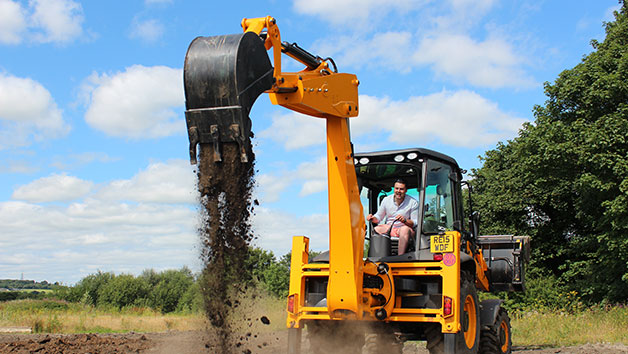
<box><xmin>195</xmin><ymin>142</ymin><xmax>257</xmax><ymax>354</ymax></box>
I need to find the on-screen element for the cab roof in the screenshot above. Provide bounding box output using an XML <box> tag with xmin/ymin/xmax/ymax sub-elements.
<box><xmin>355</xmin><ymin>148</ymin><xmax>460</xmax><ymax>170</ymax></box>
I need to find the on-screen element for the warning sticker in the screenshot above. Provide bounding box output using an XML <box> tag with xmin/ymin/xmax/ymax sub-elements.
<box><xmin>443</xmin><ymin>253</ymin><xmax>456</xmax><ymax>267</ymax></box>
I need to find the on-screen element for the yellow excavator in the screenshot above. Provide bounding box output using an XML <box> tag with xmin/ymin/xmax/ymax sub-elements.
<box><xmin>183</xmin><ymin>16</ymin><xmax>530</xmax><ymax>354</ymax></box>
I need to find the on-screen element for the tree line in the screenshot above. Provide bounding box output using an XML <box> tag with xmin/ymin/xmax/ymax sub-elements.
<box><xmin>0</xmin><ymin>279</ymin><xmax>58</xmax><ymax>290</ymax></box>
<box><xmin>0</xmin><ymin>248</ymin><xmax>292</xmax><ymax>313</ymax></box>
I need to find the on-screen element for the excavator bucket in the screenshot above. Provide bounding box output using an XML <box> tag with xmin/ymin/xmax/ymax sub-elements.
<box><xmin>184</xmin><ymin>31</ymin><xmax>273</xmax><ymax>164</ymax></box>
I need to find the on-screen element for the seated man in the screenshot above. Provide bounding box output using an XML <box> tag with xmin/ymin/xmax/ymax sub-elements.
<box><xmin>366</xmin><ymin>179</ymin><xmax>419</xmax><ymax>254</ymax></box>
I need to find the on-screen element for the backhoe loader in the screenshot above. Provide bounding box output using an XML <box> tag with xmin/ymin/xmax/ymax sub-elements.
<box><xmin>183</xmin><ymin>16</ymin><xmax>530</xmax><ymax>354</ymax></box>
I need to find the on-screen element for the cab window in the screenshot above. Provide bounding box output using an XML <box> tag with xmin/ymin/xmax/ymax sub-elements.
<box><xmin>423</xmin><ymin>160</ymin><xmax>454</xmax><ymax>233</ymax></box>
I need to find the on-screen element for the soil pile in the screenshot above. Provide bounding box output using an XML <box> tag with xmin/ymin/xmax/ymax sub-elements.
<box><xmin>196</xmin><ymin>142</ymin><xmax>256</xmax><ymax>353</ymax></box>
<box><xmin>0</xmin><ymin>333</ymin><xmax>150</xmax><ymax>354</ymax></box>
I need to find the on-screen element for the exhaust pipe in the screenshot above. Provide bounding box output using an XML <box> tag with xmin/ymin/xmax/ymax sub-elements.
<box><xmin>184</xmin><ymin>31</ymin><xmax>273</xmax><ymax>164</ymax></box>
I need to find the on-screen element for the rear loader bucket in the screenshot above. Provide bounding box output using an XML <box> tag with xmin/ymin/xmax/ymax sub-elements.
<box><xmin>184</xmin><ymin>31</ymin><xmax>273</xmax><ymax>164</ymax></box>
<box><xmin>477</xmin><ymin>235</ymin><xmax>530</xmax><ymax>292</ymax></box>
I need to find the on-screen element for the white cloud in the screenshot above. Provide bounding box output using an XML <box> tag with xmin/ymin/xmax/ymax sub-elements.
<box><xmin>255</xmin><ymin>174</ymin><xmax>289</xmax><ymax>203</ymax></box>
<box><xmin>302</xmin><ymin>0</ymin><xmax>533</xmax><ymax>89</ymax></box>
<box><xmin>130</xmin><ymin>18</ymin><xmax>164</xmax><ymax>43</ymax></box>
<box><xmin>50</xmin><ymin>152</ymin><xmax>118</xmax><ymax>170</ymax></box>
<box><xmin>0</xmin><ymin>0</ymin><xmax>84</xmax><ymax>44</ymax></box>
<box><xmin>97</xmin><ymin>159</ymin><xmax>197</xmax><ymax>204</ymax></box>
<box><xmin>1</xmin><ymin>159</ymin><xmax>199</xmax><ymax>283</ymax></box>
<box><xmin>0</xmin><ymin>199</ymin><xmax>198</xmax><ymax>283</ymax></box>
<box><xmin>11</xmin><ymin>159</ymin><xmax>196</xmax><ymax>205</ymax></box>
<box><xmin>258</xmin><ymin>92</ymin><xmax>526</xmax><ymax>150</ymax></box>
<box><xmin>293</xmin><ymin>0</ymin><xmax>423</xmax><ymax>25</ymax></box>
<box><xmin>251</xmin><ymin>206</ymin><xmax>329</xmax><ymax>256</ymax></box>
<box><xmin>446</xmin><ymin>0</ymin><xmax>498</xmax><ymax>25</ymax></box>
<box><xmin>258</xmin><ymin>112</ymin><xmax>325</xmax><ymax>150</ymax></box>
<box><xmin>0</xmin><ymin>0</ymin><xmax>26</xmax><ymax>44</ymax></box>
<box><xmin>354</xmin><ymin>92</ymin><xmax>527</xmax><ymax>147</ymax></box>
<box><xmin>0</xmin><ymin>72</ymin><xmax>69</xmax><ymax>149</ymax></box>
<box><xmin>413</xmin><ymin>33</ymin><xmax>535</xmax><ymax>88</ymax></box>
<box><xmin>82</xmin><ymin>65</ymin><xmax>184</xmax><ymax>139</ymax></box>
<box><xmin>0</xmin><ymin>160</ymin><xmax>39</xmax><ymax>174</ymax></box>
<box><xmin>255</xmin><ymin>157</ymin><xmax>327</xmax><ymax>203</ymax></box>
<box><xmin>296</xmin><ymin>158</ymin><xmax>327</xmax><ymax>196</ymax></box>
<box><xmin>12</xmin><ymin>173</ymin><xmax>93</xmax><ymax>203</ymax></box>
<box><xmin>313</xmin><ymin>32</ymin><xmax>414</xmax><ymax>73</ymax></box>
<box><xmin>315</xmin><ymin>31</ymin><xmax>534</xmax><ymax>88</ymax></box>
<box><xmin>30</xmin><ymin>0</ymin><xmax>84</xmax><ymax>43</ymax></box>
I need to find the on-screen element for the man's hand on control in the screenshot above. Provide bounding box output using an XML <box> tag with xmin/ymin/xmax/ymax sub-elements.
<box><xmin>367</xmin><ymin>214</ymin><xmax>379</xmax><ymax>224</ymax></box>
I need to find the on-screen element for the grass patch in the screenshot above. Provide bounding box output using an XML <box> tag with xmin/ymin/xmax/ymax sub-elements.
<box><xmin>512</xmin><ymin>306</ymin><xmax>628</xmax><ymax>346</ymax></box>
<box><xmin>0</xmin><ymin>299</ymin><xmax>204</xmax><ymax>334</ymax></box>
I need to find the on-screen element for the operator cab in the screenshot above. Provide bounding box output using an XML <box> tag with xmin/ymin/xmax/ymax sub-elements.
<box><xmin>355</xmin><ymin>148</ymin><xmax>465</xmax><ymax>262</ymax></box>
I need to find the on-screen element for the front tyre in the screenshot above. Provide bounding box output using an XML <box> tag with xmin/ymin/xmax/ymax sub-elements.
<box><xmin>479</xmin><ymin>308</ymin><xmax>512</xmax><ymax>354</ymax></box>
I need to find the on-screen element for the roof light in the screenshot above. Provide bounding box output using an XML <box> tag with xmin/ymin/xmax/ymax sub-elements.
<box><xmin>394</xmin><ymin>154</ymin><xmax>404</xmax><ymax>162</ymax></box>
<box><xmin>359</xmin><ymin>157</ymin><xmax>370</xmax><ymax>165</ymax></box>
<box><xmin>407</xmin><ymin>152</ymin><xmax>418</xmax><ymax>160</ymax></box>
<box><xmin>354</xmin><ymin>158</ymin><xmax>358</xmax><ymax>165</ymax></box>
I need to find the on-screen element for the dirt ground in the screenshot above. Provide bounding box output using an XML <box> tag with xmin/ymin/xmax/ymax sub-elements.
<box><xmin>1</xmin><ymin>330</ymin><xmax>627</xmax><ymax>354</ymax></box>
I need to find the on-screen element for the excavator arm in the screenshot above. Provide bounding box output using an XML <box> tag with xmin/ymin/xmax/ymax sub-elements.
<box><xmin>183</xmin><ymin>16</ymin><xmax>366</xmax><ymax>320</ymax></box>
<box><xmin>241</xmin><ymin>16</ymin><xmax>360</xmax><ymax>119</ymax></box>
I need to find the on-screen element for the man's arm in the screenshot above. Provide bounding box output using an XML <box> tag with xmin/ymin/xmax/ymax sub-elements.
<box><xmin>368</xmin><ymin>195</ymin><xmax>388</xmax><ymax>225</ymax></box>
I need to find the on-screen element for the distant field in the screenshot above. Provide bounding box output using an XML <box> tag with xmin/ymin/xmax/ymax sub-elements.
<box><xmin>0</xmin><ymin>295</ymin><xmax>286</xmax><ymax>334</ymax></box>
<box><xmin>0</xmin><ymin>299</ymin><xmax>204</xmax><ymax>333</ymax></box>
<box><xmin>17</xmin><ymin>289</ymin><xmax>53</xmax><ymax>293</ymax></box>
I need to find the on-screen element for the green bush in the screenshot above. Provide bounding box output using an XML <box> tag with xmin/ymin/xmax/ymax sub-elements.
<box><xmin>499</xmin><ymin>274</ymin><xmax>584</xmax><ymax>313</ymax></box>
<box><xmin>97</xmin><ymin>274</ymin><xmax>150</xmax><ymax>309</ymax></box>
<box><xmin>144</xmin><ymin>268</ymin><xmax>195</xmax><ymax>313</ymax></box>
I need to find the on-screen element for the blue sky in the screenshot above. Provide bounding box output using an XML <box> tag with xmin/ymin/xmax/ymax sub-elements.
<box><xmin>0</xmin><ymin>0</ymin><xmax>620</xmax><ymax>284</ymax></box>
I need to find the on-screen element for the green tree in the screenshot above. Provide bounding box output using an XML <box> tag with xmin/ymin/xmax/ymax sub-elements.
<box><xmin>60</xmin><ymin>271</ymin><xmax>114</xmax><ymax>305</ymax></box>
<box><xmin>146</xmin><ymin>268</ymin><xmax>195</xmax><ymax>313</ymax></box>
<box><xmin>262</xmin><ymin>253</ymin><xmax>291</xmax><ymax>298</ymax></box>
<box><xmin>471</xmin><ymin>2</ymin><xmax>628</xmax><ymax>303</ymax></box>
<box><xmin>98</xmin><ymin>274</ymin><xmax>150</xmax><ymax>309</ymax></box>
<box><xmin>244</xmin><ymin>247</ymin><xmax>275</xmax><ymax>281</ymax></box>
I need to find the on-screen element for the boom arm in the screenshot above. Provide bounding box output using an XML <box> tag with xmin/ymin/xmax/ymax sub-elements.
<box><xmin>242</xmin><ymin>16</ymin><xmax>366</xmax><ymax>319</ymax></box>
<box><xmin>241</xmin><ymin>16</ymin><xmax>360</xmax><ymax>119</ymax></box>
<box><xmin>183</xmin><ymin>16</ymin><xmax>366</xmax><ymax>319</ymax></box>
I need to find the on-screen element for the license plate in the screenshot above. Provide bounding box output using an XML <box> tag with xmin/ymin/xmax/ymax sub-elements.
<box><xmin>430</xmin><ymin>234</ymin><xmax>454</xmax><ymax>253</ymax></box>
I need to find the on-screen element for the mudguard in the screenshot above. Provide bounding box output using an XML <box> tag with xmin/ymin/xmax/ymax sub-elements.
<box><xmin>479</xmin><ymin>298</ymin><xmax>504</xmax><ymax>327</ymax></box>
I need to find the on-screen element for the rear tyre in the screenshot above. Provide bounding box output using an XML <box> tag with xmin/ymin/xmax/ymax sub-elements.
<box><xmin>426</xmin><ymin>273</ymin><xmax>480</xmax><ymax>354</ymax></box>
<box><xmin>363</xmin><ymin>328</ymin><xmax>403</xmax><ymax>354</ymax></box>
<box><xmin>479</xmin><ymin>308</ymin><xmax>512</xmax><ymax>354</ymax></box>
<box><xmin>307</xmin><ymin>320</ymin><xmax>364</xmax><ymax>354</ymax></box>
